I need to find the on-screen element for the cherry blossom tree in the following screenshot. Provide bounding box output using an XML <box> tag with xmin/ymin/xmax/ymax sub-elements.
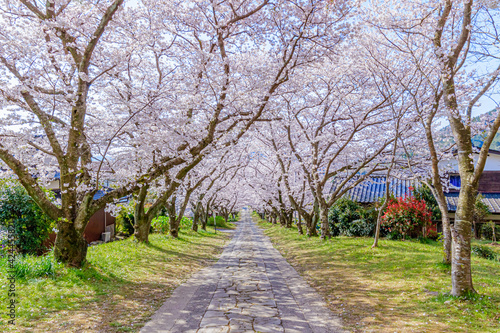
<box><xmin>273</xmin><ymin>54</ymin><xmax>412</xmax><ymax>240</ymax></box>
<box><xmin>0</xmin><ymin>0</ymin><xmax>348</xmax><ymax>266</ymax></box>
<box><xmin>365</xmin><ymin>0</ymin><xmax>500</xmax><ymax>296</ymax></box>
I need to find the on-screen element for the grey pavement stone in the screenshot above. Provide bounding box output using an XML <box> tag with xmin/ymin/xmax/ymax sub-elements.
<box><xmin>140</xmin><ymin>211</ymin><xmax>344</xmax><ymax>333</ymax></box>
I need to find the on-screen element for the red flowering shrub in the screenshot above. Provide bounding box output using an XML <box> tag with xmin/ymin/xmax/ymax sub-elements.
<box><xmin>381</xmin><ymin>196</ymin><xmax>432</xmax><ymax>239</ymax></box>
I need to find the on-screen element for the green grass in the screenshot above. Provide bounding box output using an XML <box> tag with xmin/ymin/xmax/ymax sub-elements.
<box><xmin>257</xmin><ymin>219</ymin><xmax>500</xmax><ymax>333</ymax></box>
<box><xmin>0</xmin><ymin>227</ymin><xmax>230</xmax><ymax>332</ymax></box>
<box><xmin>207</xmin><ymin>216</ymin><xmax>236</xmax><ymax>229</ymax></box>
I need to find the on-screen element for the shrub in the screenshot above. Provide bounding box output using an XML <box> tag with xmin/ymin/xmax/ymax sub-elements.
<box><xmin>381</xmin><ymin>196</ymin><xmax>432</xmax><ymax>239</ymax></box>
<box><xmin>481</xmin><ymin>222</ymin><xmax>500</xmax><ymax>241</ymax></box>
<box><xmin>427</xmin><ymin>229</ymin><xmax>439</xmax><ymax>240</ymax></box>
<box><xmin>151</xmin><ymin>216</ymin><xmax>170</xmax><ymax>234</ymax></box>
<box><xmin>329</xmin><ymin>198</ymin><xmax>376</xmax><ymax>237</ymax></box>
<box><xmin>180</xmin><ymin>216</ymin><xmax>192</xmax><ymax>229</ymax></box>
<box><xmin>471</xmin><ymin>245</ymin><xmax>497</xmax><ymax>261</ymax></box>
<box><xmin>473</xmin><ymin>195</ymin><xmax>490</xmax><ymax>238</ymax></box>
<box><xmin>208</xmin><ymin>215</ymin><xmax>226</xmax><ymax>227</ymax></box>
<box><xmin>412</xmin><ymin>184</ymin><xmax>441</xmax><ymax>221</ymax></box>
<box><xmin>0</xmin><ymin>181</ymin><xmax>55</xmax><ymax>255</ymax></box>
<box><xmin>115</xmin><ymin>202</ymin><xmax>135</xmax><ymax>236</ymax></box>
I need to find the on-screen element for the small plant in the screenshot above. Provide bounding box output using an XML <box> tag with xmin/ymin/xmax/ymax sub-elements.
<box><xmin>0</xmin><ymin>228</ymin><xmax>7</xmax><ymax>257</ymax></box>
<box><xmin>151</xmin><ymin>216</ymin><xmax>170</xmax><ymax>234</ymax></box>
<box><xmin>471</xmin><ymin>245</ymin><xmax>497</xmax><ymax>261</ymax></box>
<box><xmin>6</xmin><ymin>252</ymin><xmax>62</xmax><ymax>279</ymax></box>
<box><xmin>418</xmin><ymin>236</ymin><xmax>435</xmax><ymax>244</ymax></box>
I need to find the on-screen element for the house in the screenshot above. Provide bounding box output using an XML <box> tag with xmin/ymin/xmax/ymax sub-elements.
<box><xmin>1</xmin><ymin>135</ymin><xmax>118</xmax><ymax>244</ymax></box>
<box><xmin>335</xmin><ymin>148</ymin><xmax>500</xmax><ymax>233</ymax></box>
<box><xmin>48</xmin><ymin>173</ymin><xmax>116</xmax><ymax>243</ymax></box>
<box><xmin>444</xmin><ymin>148</ymin><xmax>500</xmax><ymax>228</ymax></box>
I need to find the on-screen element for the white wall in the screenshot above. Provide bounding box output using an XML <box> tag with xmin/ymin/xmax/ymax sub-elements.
<box><xmin>441</xmin><ymin>152</ymin><xmax>500</xmax><ymax>172</ymax></box>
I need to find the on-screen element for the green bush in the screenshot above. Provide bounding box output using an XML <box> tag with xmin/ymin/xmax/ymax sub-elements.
<box><xmin>151</xmin><ymin>216</ymin><xmax>192</xmax><ymax>234</ymax></box>
<box><xmin>115</xmin><ymin>202</ymin><xmax>135</xmax><ymax>236</ymax></box>
<box><xmin>151</xmin><ymin>216</ymin><xmax>169</xmax><ymax>234</ymax></box>
<box><xmin>471</xmin><ymin>245</ymin><xmax>497</xmax><ymax>261</ymax></box>
<box><xmin>481</xmin><ymin>222</ymin><xmax>500</xmax><ymax>241</ymax></box>
<box><xmin>0</xmin><ymin>180</ymin><xmax>55</xmax><ymax>255</ymax></box>
<box><xmin>208</xmin><ymin>215</ymin><xmax>226</xmax><ymax>227</ymax></box>
<box><xmin>328</xmin><ymin>198</ymin><xmax>376</xmax><ymax>237</ymax></box>
<box><xmin>180</xmin><ymin>216</ymin><xmax>192</xmax><ymax>229</ymax></box>
<box><xmin>412</xmin><ymin>184</ymin><xmax>441</xmax><ymax>221</ymax></box>
<box><xmin>386</xmin><ymin>230</ymin><xmax>402</xmax><ymax>240</ymax></box>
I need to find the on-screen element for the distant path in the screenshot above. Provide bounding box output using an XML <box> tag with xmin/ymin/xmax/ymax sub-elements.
<box><xmin>141</xmin><ymin>210</ymin><xmax>344</xmax><ymax>333</ymax></box>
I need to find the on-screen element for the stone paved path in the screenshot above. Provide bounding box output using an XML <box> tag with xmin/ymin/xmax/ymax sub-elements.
<box><xmin>141</xmin><ymin>211</ymin><xmax>344</xmax><ymax>333</ymax></box>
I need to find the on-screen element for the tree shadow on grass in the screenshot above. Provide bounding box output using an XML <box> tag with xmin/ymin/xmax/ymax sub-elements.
<box><xmin>144</xmin><ymin>241</ymin><xmax>223</xmax><ymax>262</ymax></box>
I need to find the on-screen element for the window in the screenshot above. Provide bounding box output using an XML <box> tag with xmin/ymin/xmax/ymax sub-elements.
<box><xmin>450</xmin><ymin>175</ymin><xmax>461</xmax><ymax>188</ymax></box>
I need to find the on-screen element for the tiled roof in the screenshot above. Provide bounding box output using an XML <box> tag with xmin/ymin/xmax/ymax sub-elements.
<box><xmin>444</xmin><ymin>192</ymin><xmax>500</xmax><ymax>213</ymax></box>
<box><xmin>338</xmin><ymin>176</ymin><xmax>417</xmax><ymax>203</ymax></box>
<box><xmin>93</xmin><ymin>190</ymin><xmax>107</xmax><ymax>200</ymax></box>
<box><xmin>336</xmin><ymin>176</ymin><xmax>500</xmax><ymax>214</ymax></box>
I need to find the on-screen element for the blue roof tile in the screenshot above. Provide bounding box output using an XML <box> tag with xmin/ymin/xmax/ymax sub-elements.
<box><xmin>332</xmin><ymin>176</ymin><xmax>500</xmax><ymax>214</ymax></box>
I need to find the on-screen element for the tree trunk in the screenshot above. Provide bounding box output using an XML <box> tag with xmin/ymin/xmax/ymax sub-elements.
<box><xmin>373</xmin><ymin>128</ymin><xmax>398</xmax><ymax>248</ymax></box>
<box><xmin>297</xmin><ymin>211</ymin><xmax>303</xmax><ymax>235</ymax></box>
<box><xmin>133</xmin><ymin>185</ymin><xmax>151</xmax><ymax>243</ymax></box>
<box><xmin>422</xmin><ymin>106</ymin><xmax>452</xmax><ymax>263</ymax></box>
<box><xmin>451</xmin><ymin>186</ymin><xmax>476</xmax><ymax>296</ymax></box>
<box><xmin>372</xmin><ymin>199</ymin><xmax>387</xmax><ymax>248</ymax></box>
<box><xmin>168</xmin><ymin>196</ymin><xmax>179</xmax><ymax>238</ymax></box>
<box><xmin>437</xmin><ymin>193</ymin><xmax>452</xmax><ymax>264</ymax></box>
<box><xmin>319</xmin><ymin>204</ymin><xmax>330</xmax><ymax>240</ymax></box>
<box><xmin>447</xmin><ymin>109</ymin><xmax>479</xmax><ymax>296</ymax></box>
<box><xmin>201</xmin><ymin>210</ymin><xmax>207</xmax><ymax>231</ymax></box>
<box><xmin>134</xmin><ymin>215</ymin><xmax>153</xmax><ymax>243</ymax></box>
<box><xmin>285</xmin><ymin>211</ymin><xmax>293</xmax><ymax>228</ymax></box>
<box><xmin>192</xmin><ymin>215</ymin><xmax>198</xmax><ymax>232</ymax></box>
<box><xmin>279</xmin><ymin>211</ymin><xmax>286</xmax><ymax>227</ymax></box>
<box><xmin>54</xmin><ymin>220</ymin><xmax>87</xmax><ymax>268</ymax></box>
<box><xmin>170</xmin><ymin>218</ymin><xmax>180</xmax><ymax>238</ymax></box>
<box><xmin>192</xmin><ymin>202</ymin><xmax>201</xmax><ymax>232</ymax></box>
<box><xmin>303</xmin><ymin>214</ymin><xmax>314</xmax><ymax>236</ymax></box>
<box><xmin>492</xmin><ymin>223</ymin><xmax>497</xmax><ymax>243</ymax></box>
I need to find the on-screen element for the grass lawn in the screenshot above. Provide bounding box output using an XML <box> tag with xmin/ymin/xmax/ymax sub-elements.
<box><xmin>257</xmin><ymin>218</ymin><xmax>500</xmax><ymax>333</ymax></box>
<box><xmin>0</xmin><ymin>226</ymin><xmax>231</xmax><ymax>332</ymax></box>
